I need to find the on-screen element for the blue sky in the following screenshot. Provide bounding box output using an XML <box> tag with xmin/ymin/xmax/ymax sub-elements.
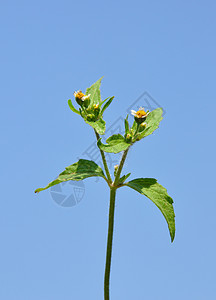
<box><xmin>1</xmin><ymin>0</ymin><xmax>216</xmax><ymax>299</ymax></box>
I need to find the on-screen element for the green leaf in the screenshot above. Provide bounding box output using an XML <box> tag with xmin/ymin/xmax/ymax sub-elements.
<box><xmin>86</xmin><ymin>77</ymin><xmax>103</xmax><ymax>105</ymax></box>
<box><xmin>131</xmin><ymin>119</ymin><xmax>138</xmax><ymax>134</ymax></box>
<box><xmin>119</xmin><ymin>173</ymin><xmax>131</xmax><ymax>184</ymax></box>
<box><xmin>137</xmin><ymin>108</ymin><xmax>163</xmax><ymax>140</ymax></box>
<box><xmin>35</xmin><ymin>159</ymin><xmax>106</xmax><ymax>193</ymax></box>
<box><xmin>101</xmin><ymin>96</ymin><xmax>114</xmax><ymax>114</ymax></box>
<box><xmin>85</xmin><ymin>117</ymin><xmax>106</xmax><ymax>135</ymax></box>
<box><xmin>125</xmin><ymin>178</ymin><xmax>175</xmax><ymax>242</ymax></box>
<box><xmin>100</xmin><ymin>96</ymin><xmax>111</xmax><ymax>107</ymax></box>
<box><xmin>68</xmin><ymin>99</ymin><xmax>80</xmax><ymax>115</ymax></box>
<box><xmin>124</xmin><ymin>115</ymin><xmax>129</xmax><ymax>134</ymax></box>
<box><xmin>97</xmin><ymin>134</ymin><xmax>131</xmax><ymax>153</ymax></box>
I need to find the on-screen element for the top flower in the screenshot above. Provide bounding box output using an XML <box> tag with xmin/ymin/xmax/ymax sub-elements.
<box><xmin>131</xmin><ymin>107</ymin><xmax>149</xmax><ymax>119</ymax></box>
<box><xmin>74</xmin><ymin>90</ymin><xmax>91</xmax><ymax>106</ymax></box>
<box><xmin>131</xmin><ymin>107</ymin><xmax>150</xmax><ymax>125</ymax></box>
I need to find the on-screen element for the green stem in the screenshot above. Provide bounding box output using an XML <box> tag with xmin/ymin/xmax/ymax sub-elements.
<box><xmin>94</xmin><ymin>130</ymin><xmax>112</xmax><ymax>183</ymax></box>
<box><xmin>114</xmin><ymin>147</ymin><xmax>130</xmax><ymax>185</ymax></box>
<box><xmin>104</xmin><ymin>188</ymin><xmax>116</xmax><ymax>300</ymax></box>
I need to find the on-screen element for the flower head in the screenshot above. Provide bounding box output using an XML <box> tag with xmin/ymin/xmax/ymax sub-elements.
<box><xmin>74</xmin><ymin>90</ymin><xmax>91</xmax><ymax>106</ymax></box>
<box><xmin>131</xmin><ymin>107</ymin><xmax>149</xmax><ymax>124</ymax></box>
<box><xmin>131</xmin><ymin>107</ymin><xmax>149</xmax><ymax>119</ymax></box>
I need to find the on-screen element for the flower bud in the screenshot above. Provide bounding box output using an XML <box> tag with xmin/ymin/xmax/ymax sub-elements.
<box><xmin>82</xmin><ymin>95</ymin><xmax>91</xmax><ymax>108</ymax></box>
<box><xmin>114</xmin><ymin>165</ymin><xmax>119</xmax><ymax>176</ymax></box>
<box><xmin>86</xmin><ymin>114</ymin><xmax>95</xmax><ymax>121</ymax></box>
<box><xmin>140</xmin><ymin>122</ymin><xmax>147</xmax><ymax>130</ymax></box>
<box><xmin>93</xmin><ymin>104</ymin><xmax>100</xmax><ymax>117</ymax></box>
<box><xmin>125</xmin><ymin>133</ymin><xmax>132</xmax><ymax>142</ymax></box>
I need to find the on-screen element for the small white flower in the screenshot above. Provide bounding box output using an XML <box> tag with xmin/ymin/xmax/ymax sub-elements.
<box><xmin>131</xmin><ymin>108</ymin><xmax>149</xmax><ymax>119</ymax></box>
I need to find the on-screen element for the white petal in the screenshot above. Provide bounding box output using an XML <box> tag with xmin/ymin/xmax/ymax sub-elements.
<box><xmin>131</xmin><ymin>110</ymin><xmax>137</xmax><ymax>116</ymax></box>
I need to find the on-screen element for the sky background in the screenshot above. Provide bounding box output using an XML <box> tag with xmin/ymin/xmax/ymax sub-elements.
<box><xmin>1</xmin><ymin>0</ymin><xmax>216</xmax><ymax>299</ymax></box>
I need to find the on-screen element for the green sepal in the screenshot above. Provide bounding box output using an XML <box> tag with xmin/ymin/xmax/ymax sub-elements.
<box><xmin>85</xmin><ymin>117</ymin><xmax>106</xmax><ymax>135</ymax></box>
<box><xmin>68</xmin><ymin>99</ymin><xmax>80</xmax><ymax>115</ymax></box>
<box><xmin>125</xmin><ymin>178</ymin><xmax>175</xmax><ymax>242</ymax></box>
<box><xmin>35</xmin><ymin>159</ymin><xmax>106</xmax><ymax>193</ymax></box>
<box><xmin>86</xmin><ymin>77</ymin><xmax>103</xmax><ymax>106</ymax></box>
<box><xmin>97</xmin><ymin>134</ymin><xmax>131</xmax><ymax>153</ymax></box>
<box><xmin>101</xmin><ymin>96</ymin><xmax>114</xmax><ymax>115</ymax></box>
<box><xmin>136</xmin><ymin>108</ymin><xmax>163</xmax><ymax>140</ymax></box>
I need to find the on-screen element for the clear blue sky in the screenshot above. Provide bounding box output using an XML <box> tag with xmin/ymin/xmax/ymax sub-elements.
<box><xmin>1</xmin><ymin>0</ymin><xmax>216</xmax><ymax>299</ymax></box>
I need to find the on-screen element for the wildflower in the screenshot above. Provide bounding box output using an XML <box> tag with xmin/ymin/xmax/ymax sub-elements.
<box><xmin>74</xmin><ymin>90</ymin><xmax>90</xmax><ymax>107</ymax></box>
<box><xmin>131</xmin><ymin>107</ymin><xmax>149</xmax><ymax>119</ymax></box>
<box><xmin>131</xmin><ymin>107</ymin><xmax>149</xmax><ymax>124</ymax></box>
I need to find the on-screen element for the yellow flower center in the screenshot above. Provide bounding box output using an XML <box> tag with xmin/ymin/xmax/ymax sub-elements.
<box><xmin>76</xmin><ymin>91</ymin><xmax>85</xmax><ymax>99</ymax></box>
<box><xmin>136</xmin><ymin>110</ymin><xmax>147</xmax><ymax>118</ymax></box>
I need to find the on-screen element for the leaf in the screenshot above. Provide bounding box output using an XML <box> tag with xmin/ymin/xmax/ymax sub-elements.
<box><xmin>124</xmin><ymin>115</ymin><xmax>129</xmax><ymax>134</ymax></box>
<box><xmin>85</xmin><ymin>118</ymin><xmax>106</xmax><ymax>135</ymax></box>
<box><xmin>100</xmin><ymin>96</ymin><xmax>111</xmax><ymax>107</ymax></box>
<box><xmin>86</xmin><ymin>77</ymin><xmax>103</xmax><ymax>105</ymax></box>
<box><xmin>68</xmin><ymin>99</ymin><xmax>80</xmax><ymax>115</ymax></box>
<box><xmin>131</xmin><ymin>119</ymin><xmax>138</xmax><ymax>134</ymax></box>
<box><xmin>101</xmin><ymin>96</ymin><xmax>114</xmax><ymax>114</ymax></box>
<box><xmin>119</xmin><ymin>173</ymin><xmax>131</xmax><ymax>184</ymax></box>
<box><xmin>137</xmin><ymin>108</ymin><xmax>163</xmax><ymax>140</ymax></box>
<box><xmin>35</xmin><ymin>159</ymin><xmax>106</xmax><ymax>193</ymax></box>
<box><xmin>125</xmin><ymin>178</ymin><xmax>175</xmax><ymax>242</ymax></box>
<box><xmin>97</xmin><ymin>134</ymin><xmax>131</xmax><ymax>153</ymax></box>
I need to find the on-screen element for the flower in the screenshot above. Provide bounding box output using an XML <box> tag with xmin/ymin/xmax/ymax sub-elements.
<box><xmin>74</xmin><ymin>90</ymin><xmax>91</xmax><ymax>106</ymax></box>
<box><xmin>131</xmin><ymin>107</ymin><xmax>150</xmax><ymax>125</ymax></box>
<box><xmin>131</xmin><ymin>107</ymin><xmax>149</xmax><ymax>119</ymax></box>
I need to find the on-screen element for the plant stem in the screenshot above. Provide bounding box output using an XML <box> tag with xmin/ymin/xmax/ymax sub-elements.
<box><xmin>104</xmin><ymin>187</ymin><xmax>116</xmax><ymax>300</ymax></box>
<box><xmin>114</xmin><ymin>147</ymin><xmax>130</xmax><ymax>185</ymax></box>
<box><xmin>94</xmin><ymin>130</ymin><xmax>112</xmax><ymax>183</ymax></box>
<box><xmin>94</xmin><ymin>131</ymin><xmax>130</xmax><ymax>300</ymax></box>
